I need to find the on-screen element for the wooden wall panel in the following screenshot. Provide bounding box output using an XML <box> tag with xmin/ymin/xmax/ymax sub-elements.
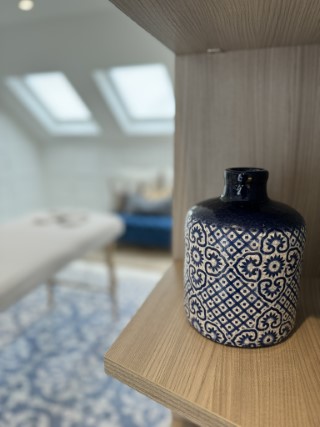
<box><xmin>173</xmin><ymin>44</ymin><xmax>320</xmax><ymax>277</ymax></box>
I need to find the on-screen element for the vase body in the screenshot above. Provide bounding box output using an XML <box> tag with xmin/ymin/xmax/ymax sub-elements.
<box><xmin>184</xmin><ymin>168</ymin><xmax>306</xmax><ymax>348</ymax></box>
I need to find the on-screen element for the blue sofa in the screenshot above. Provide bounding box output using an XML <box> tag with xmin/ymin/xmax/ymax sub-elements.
<box><xmin>118</xmin><ymin>212</ymin><xmax>172</xmax><ymax>250</ymax></box>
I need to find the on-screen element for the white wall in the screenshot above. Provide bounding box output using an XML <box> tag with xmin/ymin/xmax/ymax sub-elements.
<box><xmin>0</xmin><ymin>6</ymin><xmax>174</xmax><ymax>214</ymax></box>
<box><xmin>0</xmin><ymin>111</ymin><xmax>44</xmax><ymax>221</ymax></box>
<box><xmin>42</xmin><ymin>138</ymin><xmax>173</xmax><ymax>212</ymax></box>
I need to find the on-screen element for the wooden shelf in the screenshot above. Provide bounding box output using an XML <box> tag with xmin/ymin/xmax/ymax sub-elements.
<box><xmin>105</xmin><ymin>4</ymin><xmax>320</xmax><ymax>424</ymax></box>
<box><xmin>109</xmin><ymin>0</ymin><xmax>320</xmax><ymax>54</ymax></box>
<box><xmin>105</xmin><ymin>262</ymin><xmax>320</xmax><ymax>427</ymax></box>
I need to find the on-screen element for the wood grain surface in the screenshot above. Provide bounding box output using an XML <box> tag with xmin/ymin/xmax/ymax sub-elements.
<box><xmin>173</xmin><ymin>44</ymin><xmax>320</xmax><ymax>278</ymax></box>
<box><xmin>172</xmin><ymin>413</ymin><xmax>199</xmax><ymax>427</ymax></box>
<box><xmin>105</xmin><ymin>262</ymin><xmax>320</xmax><ymax>427</ymax></box>
<box><xmin>109</xmin><ymin>0</ymin><xmax>320</xmax><ymax>54</ymax></box>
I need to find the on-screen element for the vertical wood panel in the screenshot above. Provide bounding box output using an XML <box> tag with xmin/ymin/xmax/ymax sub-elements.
<box><xmin>173</xmin><ymin>45</ymin><xmax>320</xmax><ymax>277</ymax></box>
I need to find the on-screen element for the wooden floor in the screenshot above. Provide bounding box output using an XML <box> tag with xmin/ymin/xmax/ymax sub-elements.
<box><xmin>86</xmin><ymin>245</ymin><xmax>172</xmax><ymax>274</ymax></box>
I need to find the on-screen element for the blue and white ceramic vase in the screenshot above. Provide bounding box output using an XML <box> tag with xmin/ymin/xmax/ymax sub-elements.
<box><xmin>184</xmin><ymin>167</ymin><xmax>306</xmax><ymax>348</ymax></box>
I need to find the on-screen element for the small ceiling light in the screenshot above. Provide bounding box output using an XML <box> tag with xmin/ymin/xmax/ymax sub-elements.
<box><xmin>18</xmin><ymin>0</ymin><xmax>34</xmax><ymax>11</ymax></box>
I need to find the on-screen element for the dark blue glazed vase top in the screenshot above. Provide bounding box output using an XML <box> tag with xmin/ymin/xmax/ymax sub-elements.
<box><xmin>184</xmin><ymin>167</ymin><xmax>306</xmax><ymax>348</ymax></box>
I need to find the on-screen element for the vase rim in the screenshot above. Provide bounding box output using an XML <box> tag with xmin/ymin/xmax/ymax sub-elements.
<box><xmin>225</xmin><ymin>167</ymin><xmax>268</xmax><ymax>174</ymax></box>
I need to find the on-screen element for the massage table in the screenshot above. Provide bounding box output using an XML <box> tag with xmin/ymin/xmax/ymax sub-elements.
<box><xmin>0</xmin><ymin>211</ymin><xmax>124</xmax><ymax>313</ymax></box>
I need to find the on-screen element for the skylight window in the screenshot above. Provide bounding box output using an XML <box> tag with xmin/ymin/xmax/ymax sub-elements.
<box><xmin>93</xmin><ymin>64</ymin><xmax>175</xmax><ymax>135</ymax></box>
<box><xmin>109</xmin><ymin>64</ymin><xmax>175</xmax><ymax>121</ymax></box>
<box><xmin>24</xmin><ymin>73</ymin><xmax>92</xmax><ymax>122</ymax></box>
<box><xmin>5</xmin><ymin>72</ymin><xmax>99</xmax><ymax>136</ymax></box>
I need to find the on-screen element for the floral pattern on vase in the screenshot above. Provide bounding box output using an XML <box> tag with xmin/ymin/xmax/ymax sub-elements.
<box><xmin>185</xmin><ymin>220</ymin><xmax>306</xmax><ymax>348</ymax></box>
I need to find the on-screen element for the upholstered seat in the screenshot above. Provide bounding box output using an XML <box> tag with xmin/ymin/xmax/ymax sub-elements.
<box><xmin>0</xmin><ymin>211</ymin><xmax>124</xmax><ymax>310</ymax></box>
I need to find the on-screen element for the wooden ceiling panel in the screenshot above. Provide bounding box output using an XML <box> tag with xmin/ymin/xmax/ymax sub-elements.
<box><xmin>109</xmin><ymin>0</ymin><xmax>320</xmax><ymax>53</ymax></box>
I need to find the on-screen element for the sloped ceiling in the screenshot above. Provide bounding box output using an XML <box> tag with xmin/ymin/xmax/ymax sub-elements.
<box><xmin>0</xmin><ymin>0</ymin><xmax>174</xmax><ymax>144</ymax></box>
<box><xmin>0</xmin><ymin>0</ymin><xmax>114</xmax><ymax>27</ymax></box>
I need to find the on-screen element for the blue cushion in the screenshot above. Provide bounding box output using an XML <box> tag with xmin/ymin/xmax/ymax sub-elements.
<box><xmin>118</xmin><ymin>213</ymin><xmax>172</xmax><ymax>249</ymax></box>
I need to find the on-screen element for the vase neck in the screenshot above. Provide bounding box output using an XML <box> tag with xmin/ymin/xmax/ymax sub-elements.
<box><xmin>220</xmin><ymin>168</ymin><xmax>269</xmax><ymax>203</ymax></box>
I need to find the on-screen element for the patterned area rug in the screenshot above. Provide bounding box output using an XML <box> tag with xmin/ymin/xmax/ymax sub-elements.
<box><xmin>0</xmin><ymin>262</ymin><xmax>171</xmax><ymax>427</ymax></box>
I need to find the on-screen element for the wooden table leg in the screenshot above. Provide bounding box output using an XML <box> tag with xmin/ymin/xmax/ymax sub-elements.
<box><xmin>171</xmin><ymin>413</ymin><xmax>200</xmax><ymax>427</ymax></box>
<box><xmin>105</xmin><ymin>243</ymin><xmax>117</xmax><ymax>319</ymax></box>
<box><xmin>47</xmin><ymin>277</ymin><xmax>55</xmax><ymax>308</ymax></box>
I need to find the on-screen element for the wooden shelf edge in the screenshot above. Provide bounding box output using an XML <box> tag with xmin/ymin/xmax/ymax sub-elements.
<box><xmin>105</xmin><ymin>353</ymin><xmax>235</xmax><ymax>427</ymax></box>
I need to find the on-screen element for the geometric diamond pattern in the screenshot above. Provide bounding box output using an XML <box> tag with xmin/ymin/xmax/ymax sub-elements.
<box><xmin>184</xmin><ymin>214</ymin><xmax>306</xmax><ymax>348</ymax></box>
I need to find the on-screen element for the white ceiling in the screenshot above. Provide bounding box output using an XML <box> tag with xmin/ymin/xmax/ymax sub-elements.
<box><xmin>0</xmin><ymin>0</ymin><xmax>113</xmax><ymax>27</ymax></box>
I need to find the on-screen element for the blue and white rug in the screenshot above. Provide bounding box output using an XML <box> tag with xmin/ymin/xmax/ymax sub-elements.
<box><xmin>0</xmin><ymin>262</ymin><xmax>171</xmax><ymax>427</ymax></box>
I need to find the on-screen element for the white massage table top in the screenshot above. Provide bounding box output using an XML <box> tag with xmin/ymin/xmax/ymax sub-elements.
<box><xmin>0</xmin><ymin>210</ymin><xmax>124</xmax><ymax>310</ymax></box>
